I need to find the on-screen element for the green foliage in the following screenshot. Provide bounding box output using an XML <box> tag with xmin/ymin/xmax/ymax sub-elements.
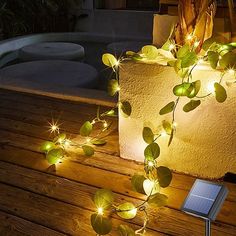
<box><xmin>214</xmin><ymin>83</ymin><xmax>227</xmax><ymax>103</ymax></box>
<box><xmin>144</xmin><ymin>143</ymin><xmax>160</xmax><ymax>161</ymax></box>
<box><xmin>118</xmin><ymin>225</ymin><xmax>135</xmax><ymax>236</ymax></box>
<box><xmin>219</xmin><ymin>52</ymin><xmax>236</xmax><ymax>69</ymax></box>
<box><xmin>40</xmin><ymin>141</ymin><xmax>56</xmax><ymax>152</ymax></box>
<box><xmin>173</xmin><ymin>82</ymin><xmax>193</xmax><ymax>97</ymax></box>
<box><xmin>91</xmin><ymin>214</ymin><xmax>112</xmax><ymax>235</ymax></box>
<box><xmin>161</xmin><ymin>39</ymin><xmax>172</xmax><ymax>51</ymax></box>
<box><xmin>102</xmin><ymin>53</ymin><xmax>118</xmax><ymax>67</ymax></box>
<box><xmin>46</xmin><ymin>148</ymin><xmax>64</xmax><ymax>164</ymax></box>
<box><xmin>117</xmin><ymin>203</ymin><xmax>137</xmax><ymax>219</ymax></box>
<box><xmin>103</xmin><ymin>109</ymin><xmax>117</xmax><ymax>117</ymax></box>
<box><xmin>176</xmin><ymin>44</ymin><xmax>197</xmax><ymax>68</ymax></box>
<box><xmin>120</xmin><ymin>101</ymin><xmax>132</xmax><ymax>118</ymax></box>
<box><xmin>183</xmin><ymin>100</ymin><xmax>201</xmax><ymax>112</ymax></box>
<box><xmin>141</xmin><ymin>45</ymin><xmax>159</xmax><ymax>60</ymax></box>
<box><xmin>93</xmin><ymin>189</ymin><xmax>114</xmax><ymax>210</ymax></box>
<box><xmin>131</xmin><ymin>175</ymin><xmax>146</xmax><ymax>194</ymax></box>
<box><xmin>80</xmin><ymin>121</ymin><xmax>93</xmax><ymax>137</ymax></box>
<box><xmin>82</xmin><ymin>145</ymin><xmax>94</xmax><ymax>156</ymax></box>
<box><xmin>159</xmin><ymin>101</ymin><xmax>175</xmax><ymax>115</ymax></box>
<box><xmin>53</xmin><ymin>133</ymin><xmax>66</xmax><ymax>143</ymax></box>
<box><xmin>148</xmin><ymin>193</ymin><xmax>168</xmax><ymax>207</ymax></box>
<box><xmin>207</xmin><ymin>51</ymin><xmax>219</xmax><ymax>69</ymax></box>
<box><xmin>108</xmin><ymin>79</ymin><xmax>119</xmax><ymax>96</ymax></box>
<box><xmin>91</xmin><ymin>139</ymin><xmax>107</xmax><ymax>146</ymax></box>
<box><xmin>188</xmin><ymin>80</ymin><xmax>201</xmax><ymax>98</ymax></box>
<box><xmin>162</xmin><ymin>120</ymin><xmax>172</xmax><ymax>135</ymax></box>
<box><xmin>142</xmin><ymin>127</ymin><xmax>154</xmax><ymax>144</ymax></box>
<box><xmin>156</xmin><ymin>166</ymin><xmax>172</xmax><ymax>188</ymax></box>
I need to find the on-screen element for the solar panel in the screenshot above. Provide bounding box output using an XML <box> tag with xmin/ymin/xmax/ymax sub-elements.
<box><xmin>181</xmin><ymin>179</ymin><xmax>228</xmax><ymax>220</ymax></box>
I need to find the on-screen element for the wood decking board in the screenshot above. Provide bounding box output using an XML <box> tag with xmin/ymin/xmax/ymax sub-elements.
<box><xmin>0</xmin><ymin>89</ymin><xmax>235</xmax><ymax>235</ymax></box>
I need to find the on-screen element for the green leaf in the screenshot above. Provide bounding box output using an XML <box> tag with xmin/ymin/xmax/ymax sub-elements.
<box><xmin>93</xmin><ymin>189</ymin><xmax>114</xmax><ymax>210</ymax></box>
<box><xmin>167</xmin><ymin>60</ymin><xmax>176</xmax><ymax>67</ymax></box>
<box><xmin>46</xmin><ymin>148</ymin><xmax>64</xmax><ymax>164</ymax></box>
<box><xmin>219</xmin><ymin>52</ymin><xmax>236</xmax><ymax>69</ymax></box>
<box><xmin>91</xmin><ymin>139</ymin><xmax>107</xmax><ymax>146</ymax></box>
<box><xmin>188</xmin><ymin>80</ymin><xmax>201</xmax><ymax>98</ymax></box>
<box><xmin>117</xmin><ymin>203</ymin><xmax>137</xmax><ymax>220</ymax></box>
<box><xmin>142</xmin><ymin>127</ymin><xmax>154</xmax><ymax>144</ymax></box>
<box><xmin>82</xmin><ymin>145</ymin><xmax>94</xmax><ymax>156</ymax></box>
<box><xmin>181</xmin><ymin>52</ymin><xmax>197</xmax><ymax>68</ymax></box>
<box><xmin>207</xmin><ymin>51</ymin><xmax>219</xmax><ymax>69</ymax></box>
<box><xmin>91</xmin><ymin>214</ymin><xmax>112</xmax><ymax>235</ymax></box>
<box><xmin>159</xmin><ymin>101</ymin><xmax>175</xmax><ymax>115</ymax></box>
<box><xmin>177</xmin><ymin>44</ymin><xmax>190</xmax><ymax>59</ymax></box>
<box><xmin>53</xmin><ymin>133</ymin><xmax>66</xmax><ymax>143</ymax></box>
<box><xmin>142</xmin><ymin>45</ymin><xmax>159</xmax><ymax>60</ymax></box>
<box><xmin>131</xmin><ymin>175</ymin><xmax>146</xmax><ymax>194</ymax></box>
<box><xmin>162</xmin><ymin>120</ymin><xmax>172</xmax><ymax>135</ymax></box>
<box><xmin>40</xmin><ymin>141</ymin><xmax>56</xmax><ymax>153</ymax></box>
<box><xmin>173</xmin><ymin>82</ymin><xmax>193</xmax><ymax>97</ymax></box>
<box><xmin>118</xmin><ymin>225</ymin><xmax>135</xmax><ymax>236</ymax></box>
<box><xmin>156</xmin><ymin>166</ymin><xmax>172</xmax><ymax>188</ymax></box>
<box><xmin>161</xmin><ymin>39</ymin><xmax>172</xmax><ymax>51</ymax></box>
<box><xmin>143</xmin><ymin>179</ymin><xmax>160</xmax><ymax>196</ymax></box>
<box><xmin>183</xmin><ymin>100</ymin><xmax>201</xmax><ymax>112</ymax></box>
<box><xmin>202</xmin><ymin>38</ymin><xmax>218</xmax><ymax>51</ymax></box>
<box><xmin>131</xmin><ymin>53</ymin><xmax>144</xmax><ymax>61</ymax></box>
<box><xmin>102</xmin><ymin>53</ymin><xmax>118</xmax><ymax>67</ymax></box>
<box><xmin>214</xmin><ymin>83</ymin><xmax>227</xmax><ymax>103</ymax></box>
<box><xmin>80</xmin><ymin>121</ymin><xmax>93</xmax><ymax>137</ymax></box>
<box><xmin>103</xmin><ymin>109</ymin><xmax>117</xmax><ymax>117</ymax></box>
<box><xmin>108</xmin><ymin>79</ymin><xmax>119</xmax><ymax>96</ymax></box>
<box><xmin>120</xmin><ymin>101</ymin><xmax>132</xmax><ymax>118</ymax></box>
<box><xmin>144</xmin><ymin>143</ymin><xmax>160</xmax><ymax>160</ymax></box>
<box><xmin>148</xmin><ymin>193</ymin><xmax>168</xmax><ymax>207</ymax></box>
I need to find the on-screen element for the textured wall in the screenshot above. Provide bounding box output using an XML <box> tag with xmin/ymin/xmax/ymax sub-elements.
<box><xmin>119</xmin><ymin>61</ymin><xmax>236</xmax><ymax>178</ymax></box>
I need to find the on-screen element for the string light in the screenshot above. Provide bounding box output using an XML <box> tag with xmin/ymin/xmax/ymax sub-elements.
<box><xmin>207</xmin><ymin>81</ymin><xmax>216</xmax><ymax>93</ymax></box>
<box><xmin>116</xmin><ymin>86</ymin><xmax>120</xmax><ymax>92</ymax></box>
<box><xmin>103</xmin><ymin>122</ymin><xmax>108</xmax><ymax>128</ymax></box>
<box><xmin>129</xmin><ymin>208</ymin><xmax>137</xmax><ymax>215</ymax></box>
<box><xmin>161</xmin><ymin>131</ymin><xmax>167</xmax><ymax>137</ymax></box>
<box><xmin>64</xmin><ymin>139</ymin><xmax>71</xmax><ymax>148</ymax></box>
<box><xmin>186</xmin><ymin>34</ymin><xmax>193</xmax><ymax>41</ymax></box>
<box><xmin>228</xmin><ymin>69</ymin><xmax>235</xmax><ymax>75</ymax></box>
<box><xmin>86</xmin><ymin>137</ymin><xmax>91</xmax><ymax>143</ymax></box>
<box><xmin>91</xmin><ymin>120</ymin><xmax>96</xmax><ymax>125</ymax></box>
<box><xmin>173</xmin><ymin>122</ymin><xmax>177</xmax><ymax>128</ymax></box>
<box><xmin>48</xmin><ymin>121</ymin><xmax>60</xmax><ymax>134</ymax></box>
<box><xmin>148</xmin><ymin>161</ymin><xmax>154</xmax><ymax>167</ymax></box>
<box><xmin>169</xmin><ymin>44</ymin><xmax>175</xmax><ymax>51</ymax></box>
<box><xmin>193</xmin><ymin>41</ymin><xmax>200</xmax><ymax>48</ymax></box>
<box><xmin>97</xmin><ymin>207</ymin><xmax>104</xmax><ymax>215</ymax></box>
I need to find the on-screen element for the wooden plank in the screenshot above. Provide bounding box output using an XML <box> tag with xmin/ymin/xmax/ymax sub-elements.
<box><xmin>0</xmin><ymin>146</ymin><xmax>235</xmax><ymax>235</ymax></box>
<box><xmin>0</xmin><ymin>182</ymin><xmax>163</xmax><ymax>236</ymax></box>
<box><xmin>0</xmin><ymin>161</ymin><xmax>235</xmax><ymax>236</ymax></box>
<box><xmin>0</xmin><ymin>210</ymin><xmax>66</xmax><ymax>236</ymax></box>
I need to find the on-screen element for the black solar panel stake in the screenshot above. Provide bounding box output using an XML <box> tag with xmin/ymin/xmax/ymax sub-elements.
<box><xmin>181</xmin><ymin>179</ymin><xmax>228</xmax><ymax>236</ymax></box>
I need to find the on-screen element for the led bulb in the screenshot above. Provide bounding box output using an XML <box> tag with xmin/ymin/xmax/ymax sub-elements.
<box><xmin>228</xmin><ymin>69</ymin><xmax>235</xmax><ymax>75</ymax></box>
<box><xmin>86</xmin><ymin>137</ymin><xmax>91</xmax><ymax>143</ymax></box>
<box><xmin>169</xmin><ymin>44</ymin><xmax>175</xmax><ymax>51</ymax></box>
<box><xmin>91</xmin><ymin>120</ymin><xmax>96</xmax><ymax>125</ymax></box>
<box><xmin>186</xmin><ymin>34</ymin><xmax>193</xmax><ymax>40</ymax></box>
<box><xmin>97</xmin><ymin>207</ymin><xmax>104</xmax><ymax>215</ymax></box>
<box><xmin>103</xmin><ymin>122</ymin><xmax>108</xmax><ymax>128</ymax></box>
<box><xmin>194</xmin><ymin>41</ymin><xmax>200</xmax><ymax>48</ymax></box>
<box><xmin>207</xmin><ymin>82</ymin><xmax>216</xmax><ymax>93</ymax></box>
<box><xmin>64</xmin><ymin>139</ymin><xmax>71</xmax><ymax>147</ymax></box>
<box><xmin>148</xmin><ymin>161</ymin><xmax>154</xmax><ymax>167</ymax></box>
<box><xmin>172</xmin><ymin>122</ymin><xmax>177</xmax><ymax>128</ymax></box>
<box><xmin>161</xmin><ymin>131</ymin><xmax>167</xmax><ymax>137</ymax></box>
<box><xmin>129</xmin><ymin>208</ymin><xmax>137</xmax><ymax>215</ymax></box>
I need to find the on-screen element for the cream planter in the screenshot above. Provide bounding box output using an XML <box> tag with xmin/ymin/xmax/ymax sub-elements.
<box><xmin>119</xmin><ymin>61</ymin><xmax>236</xmax><ymax>178</ymax></box>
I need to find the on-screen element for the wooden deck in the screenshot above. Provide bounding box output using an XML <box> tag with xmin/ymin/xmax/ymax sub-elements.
<box><xmin>0</xmin><ymin>88</ymin><xmax>235</xmax><ymax>236</ymax></box>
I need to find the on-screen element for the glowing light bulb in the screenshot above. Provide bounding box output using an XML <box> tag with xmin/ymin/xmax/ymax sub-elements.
<box><xmin>97</xmin><ymin>207</ymin><xmax>104</xmax><ymax>215</ymax></box>
<box><xmin>193</xmin><ymin>41</ymin><xmax>200</xmax><ymax>48</ymax></box>
<box><xmin>91</xmin><ymin>120</ymin><xmax>96</xmax><ymax>125</ymax></box>
<box><xmin>172</xmin><ymin>122</ymin><xmax>177</xmax><ymax>128</ymax></box>
<box><xmin>103</xmin><ymin>122</ymin><xmax>108</xmax><ymax>128</ymax></box>
<box><xmin>86</xmin><ymin>137</ymin><xmax>91</xmax><ymax>143</ymax></box>
<box><xmin>115</xmin><ymin>60</ymin><xmax>120</xmax><ymax>67</ymax></box>
<box><xmin>116</xmin><ymin>86</ymin><xmax>120</xmax><ymax>92</ymax></box>
<box><xmin>148</xmin><ymin>161</ymin><xmax>154</xmax><ymax>167</ymax></box>
<box><xmin>186</xmin><ymin>34</ymin><xmax>193</xmax><ymax>40</ymax></box>
<box><xmin>129</xmin><ymin>208</ymin><xmax>137</xmax><ymax>215</ymax></box>
<box><xmin>207</xmin><ymin>82</ymin><xmax>216</xmax><ymax>93</ymax></box>
<box><xmin>169</xmin><ymin>44</ymin><xmax>175</xmax><ymax>51</ymax></box>
<box><xmin>228</xmin><ymin>69</ymin><xmax>235</xmax><ymax>75</ymax></box>
<box><xmin>161</xmin><ymin>131</ymin><xmax>167</xmax><ymax>137</ymax></box>
<box><xmin>64</xmin><ymin>139</ymin><xmax>71</xmax><ymax>147</ymax></box>
<box><xmin>219</xmin><ymin>55</ymin><xmax>222</xmax><ymax>60</ymax></box>
<box><xmin>198</xmin><ymin>58</ymin><xmax>204</xmax><ymax>64</ymax></box>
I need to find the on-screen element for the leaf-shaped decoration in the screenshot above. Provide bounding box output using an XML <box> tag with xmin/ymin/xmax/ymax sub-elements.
<box><xmin>156</xmin><ymin>166</ymin><xmax>172</xmax><ymax>188</ymax></box>
<box><xmin>207</xmin><ymin>51</ymin><xmax>219</xmax><ymax>69</ymax></box>
<box><xmin>173</xmin><ymin>82</ymin><xmax>193</xmax><ymax>97</ymax></box>
<box><xmin>177</xmin><ymin>44</ymin><xmax>190</xmax><ymax>59</ymax></box>
<box><xmin>188</xmin><ymin>80</ymin><xmax>201</xmax><ymax>98</ymax></box>
<box><xmin>159</xmin><ymin>101</ymin><xmax>175</xmax><ymax>115</ymax></box>
<box><xmin>183</xmin><ymin>100</ymin><xmax>201</xmax><ymax>112</ymax></box>
<box><xmin>117</xmin><ymin>203</ymin><xmax>137</xmax><ymax>220</ymax></box>
<box><xmin>103</xmin><ymin>109</ymin><xmax>118</xmax><ymax>117</ymax></box>
<box><xmin>162</xmin><ymin>120</ymin><xmax>172</xmax><ymax>135</ymax></box>
<box><xmin>46</xmin><ymin>148</ymin><xmax>64</xmax><ymax>164</ymax></box>
<box><xmin>108</xmin><ymin>79</ymin><xmax>119</xmax><ymax>96</ymax></box>
<box><xmin>131</xmin><ymin>53</ymin><xmax>144</xmax><ymax>61</ymax></box>
<box><xmin>131</xmin><ymin>175</ymin><xmax>146</xmax><ymax>194</ymax></box>
<box><xmin>118</xmin><ymin>225</ymin><xmax>135</xmax><ymax>236</ymax></box>
<box><xmin>91</xmin><ymin>139</ymin><xmax>107</xmax><ymax>146</ymax></box>
<box><xmin>181</xmin><ymin>52</ymin><xmax>197</xmax><ymax>68</ymax></box>
<box><xmin>141</xmin><ymin>45</ymin><xmax>159</xmax><ymax>60</ymax></box>
<box><xmin>219</xmin><ymin>52</ymin><xmax>236</xmax><ymax>69</ymax></box>
<box><xmin>142</xmin><ymin>127</ymin><xmax>154</xmax><ymax>144</ymax></box>
<box><xmin>91</xmin><ymin>214</ymin><xmax>112</xmax><ymax>235</ymax></box>
<box><xmin>120</xmin><ymin>101</ymin><xmax>132</xmax><ymax>118</ymax></box>
<box><xmin>40</xmin><ymin>141</ymin><xmax>56</xmax><ymax>153</ymax></box>
<box><xmin>102</xmin><ymin>53</ymin><xmax>118</xmax><ymax>67</ymax></box>
<box><xmin>82</xmin><ymin>145</ymin><xmax>94</xmax><ymax>156</ymax></box>
<box><xmin>53</xmin><ymin>133</ymin><xmax>66</xmax><ymax>143</ymax></box>
<box><xmin>144</xmin><ymin>143</ymin><xmax>160</xmax><ymax>160</ymax></box>
<box><xmin>161</xmin><ymin>39</ymin><xmax>172</xmax><ymax>51</ymax></box>
<box><xmin>214</xmin><ymin>83</ymin><xmax>227</xmax><ymax>103</ymax></box>
<box><xmin>80</xmin><ymin>121</ymin><xmax>93</xmax><ymax>137</ymax></box>
<box><xmin>143</xmin><ymin>179</ymin><xmax>160</xmax><ymax>196</ymax></box>
<box><xmin>93</xmin><ymin>189</ymin><xmax>114</xmax><ymax>210</ymax></box>
<box><xmin>148</xmin><ymin>193</ymin><xmax>168</xmax><ymax>207</ymax></box>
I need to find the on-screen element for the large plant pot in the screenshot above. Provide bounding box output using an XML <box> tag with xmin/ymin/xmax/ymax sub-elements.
<box><xmin>119</xmin><ymin>61</ymin><xmax>236</xmax><ymax>178</ymax></box>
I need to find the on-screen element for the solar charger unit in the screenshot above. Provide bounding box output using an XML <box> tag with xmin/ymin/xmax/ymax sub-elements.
<box><xmin>181</xmin><ymin>179</ymin><xmax>228</xmax><ymax>236</ymax></box>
